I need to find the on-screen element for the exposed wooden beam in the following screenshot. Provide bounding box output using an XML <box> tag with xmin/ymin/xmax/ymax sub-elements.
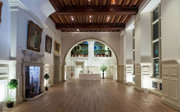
<box><xmin>56</xmin><ymin>23</ymin><xmax>125</xmax><ymax>30</ymax></box>
<box><xmin>52</xmin><ymin>7</ymin><xmax>138</xmax><ymax>15</ymax></box>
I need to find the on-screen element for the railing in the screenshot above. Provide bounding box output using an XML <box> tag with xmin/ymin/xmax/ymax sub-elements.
<box><xmin>94</xmin><ymin>50</ymin><xmax>111</xmax><ymax>57</ymax></box>
<box><xmin>71</xmin><ymin>50</ymin><xmax>88</xmax><ymax>57</ymax></box>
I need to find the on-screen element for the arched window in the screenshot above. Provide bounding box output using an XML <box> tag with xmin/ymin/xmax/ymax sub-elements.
<box><xmin>94</xmin><ymin>41</ymin><xmax>111</xmax><ymax>57</ymax></box>
<box><xmin>71</xmin><ymin>41</ymin><xmax>88</xmax><ymax>57</ymax></box>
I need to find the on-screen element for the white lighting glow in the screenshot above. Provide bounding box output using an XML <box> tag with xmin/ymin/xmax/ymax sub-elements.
<box><xmin>111</xmin><ymin>0</ymin><xmax>116</xmax><ymax>5</ymax></box>
<box><xmin>0</xmin><ymin>80</ymin><xmax>8</xmax><ymax>102</ymax></box>
<box><xmin>71</xmin><ymin>16</ymin><xmax>74</xmax><ymax>21</ymax></box>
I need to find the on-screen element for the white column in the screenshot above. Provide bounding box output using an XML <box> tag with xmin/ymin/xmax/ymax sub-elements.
<box><xmin>125</xmin><ymin>27</ymin><xmax>134</xmax><ymax>84</ymax></box>
<box><xmin>117</xmin><ymin>31</ymin><xmax>126</xmax><ymax>82</ymax></box>
<box><xmin>87</xmin><ymin>40</ymin><xmax>94</xmax><ymax>68</ymax></box>
<box><xmin>9</xmin><ymin>0</ymin><xmax>24</xmax><ymax>104</ymax></box>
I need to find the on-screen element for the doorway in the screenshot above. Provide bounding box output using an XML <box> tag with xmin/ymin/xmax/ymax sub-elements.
<box><xmin>54</xmin><ymin>55</ymin><xmax>60</xmax><ymax>83</ymax></box>
<box><xmin>74</xmin><ymin>62</ymin><xmax>84</xmax><ymax>79</ymax></box>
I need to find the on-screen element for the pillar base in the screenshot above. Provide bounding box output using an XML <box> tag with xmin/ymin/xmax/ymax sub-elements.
<box><xmin>161</xmin><ymin>97</ymin><xmax>180</xmax><ymax>111</ymax></box>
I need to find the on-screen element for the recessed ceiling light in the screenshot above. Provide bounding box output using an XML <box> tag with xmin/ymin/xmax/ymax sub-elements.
<box><xmin>106</xmin><ymin>16</ymin><xmax>110</xmax><ymax>22</ymax></box>
<box><xmin>71</xmin><ymin>16</ymin><xmax>74</xmax><ymax>21</ymax></box>
<box><xmin>112</xmin><ymin>0</ymin><xmax>116</xmax><ymax>5</ymax></box>
<box><xmin>88</xmin><ymin>0</ymin><xmax>91</xmax><ymax>2</ymax></box>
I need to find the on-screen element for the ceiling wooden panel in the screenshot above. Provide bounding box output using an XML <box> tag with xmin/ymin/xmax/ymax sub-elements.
<box><xmin>49</xmin><ymin>0</ymin><xmax>144</xmax><ymax>32</ymax></box>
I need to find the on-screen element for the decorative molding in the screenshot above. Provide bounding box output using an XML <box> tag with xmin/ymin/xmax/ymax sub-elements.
<box><xmin>135</xmin><ymin>63</ymin><xmax>141</xmax><ymax>89</ymax></box>
<box><xmin>161</xmin><ymin>60</ymin><xmax>178</xmax><ymax>64</ymax></box>
<box><xmin>25</xmin><ymin>91</ymin><xmax>47</xmax><ymax>101</ymax></box>
<box><xmin>22</xmin><ymin>49</ymin><xmax>44</xmax><ymax>63</ymax></box>
<box><xmin>161</xmin><ymin>59</ymin><xmax>180</xmax><ymax>111</ymax></box>
<box><xmin>161</xmin><ymin>97</ymin><xmax>180</xmax><ymax>111</ymax></box>
<box><xmin>126</xmin><ymin>65</ymin><xmax>133</xmax><ymax>73</ymax></box>
<box><xmin>126</xmin><ymin>59</ymin><xmax>133</xmax><ymax>64</ymax></box>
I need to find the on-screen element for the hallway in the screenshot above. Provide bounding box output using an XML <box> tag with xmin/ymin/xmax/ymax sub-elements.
<box><xmin>7</xmin><ymin>80</ymin><xmax>176</xmax><ymax>112</ymax></box>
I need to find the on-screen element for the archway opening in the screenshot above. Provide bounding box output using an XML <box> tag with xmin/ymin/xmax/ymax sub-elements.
<box><xmin>64</xmin><ymin>39</ymin><xmax>117</xmax><ymax>81</ymax></box>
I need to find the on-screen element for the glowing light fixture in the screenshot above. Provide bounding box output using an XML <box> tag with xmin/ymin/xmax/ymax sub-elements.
<box><xmin>106</xmin><ymin>16</ymin><xmax>111</xmax><ymax>22</ymax></box>
<box><xmin>111</xmin><ymin>0</ymin><xmax>116</xmax><ymax>5</ymax></box>
<box><xmin>89</xmin><ymin>15</ymin><xmax>92</xmax><ymax>23</ymax></box>
<box><xmin>77</xmin><ymin>29</ymin><xmax>80</xmax><ymax>32</ymax></box>
<box><xmin>71</xmin><ymin>16</ymin><xmax>74</xmax><ymax>21</ymax></box>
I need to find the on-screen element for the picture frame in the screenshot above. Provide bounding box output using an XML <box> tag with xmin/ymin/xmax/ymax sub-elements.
<box><xmin>45</xmin><ymin>35</ymin><xmax>52</xmax><ymax>53</ymax></box>
<box><xmin>27</xmin><ymin>21</ymin><xmax>42</xmax><ymax>52</ymax></box>
<box><xmin>54</xmin><ymin>41</ymin><xmax>60</xmax><ymax>53</ymax></box>
<box><xmin>0</xmin><ymin>1</ymin><xmax>3</xmax><ymax>24</ymax></box>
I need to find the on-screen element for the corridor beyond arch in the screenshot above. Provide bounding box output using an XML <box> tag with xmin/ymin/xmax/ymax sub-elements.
<box><xmin>63</xmin><ymin>39</ymin><xmax>118</xmax><ymax>81</ymax></box>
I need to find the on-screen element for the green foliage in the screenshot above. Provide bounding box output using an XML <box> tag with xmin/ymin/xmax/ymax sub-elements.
<box><xmin>8</xmin><ymin>79</ymin><xmax>18</xmax><ymax>90</ymax></box>
<box><xmin>7</xmin><ymin>79</ymin><xmax>18</xmax><ymax>102</ymax></box>
<box><xmin>100</xmin><ymin>64</ymin><xmax>107</xmax><ymax>71</ymax></box>
<box><xmin>44</xmin><ymin>74</ymin><xmax>50</xmax><ymax>80</ymax></box>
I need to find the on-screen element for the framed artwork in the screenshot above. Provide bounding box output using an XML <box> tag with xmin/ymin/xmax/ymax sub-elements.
<box><xmin>0</xmin><ymin>1</ymin><xmax>3</xmax><ymax>24</ymax></box>
<box><xmin>45</xmin><ymin>35</ymin><xmax>52</xmax><ymax>53</ymax></box>
<box><xmin>54</xmin><ymin>41</ymin><xmax>60</xmax><ymax>53</ymax></box>
<box><xmin>27</xmin><ymin>21</ymin><xmax>42</xmax><ymax>52</ymax></box>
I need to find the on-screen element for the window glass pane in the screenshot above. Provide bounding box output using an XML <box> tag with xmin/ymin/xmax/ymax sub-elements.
<box><xmin>94</xmin><ymin>41</ymin><xmax>111</xmax><ymax>57</ymax></box>
<box><xmin>153</xmin><ymin>7</ymin><xmax>159</xmax><ymax>21</ymax></box>
<box><xmin>153</xmin><ymin>42</ymin><xmax>159</xmax><ymax>58</ymax></box>
<box><xmin>133</xmin><ymin>38</ymin><xmax>135</xmax><ymax>49</ymax></box>
<box><xmin>133</xmin><ymin>64</ymin><xmax>135</xmax><ymax>75</ymax></box>
<box><xmin>153</xmin><ymin>22</ymin><xmax>159</xmax><ymax>40</ymax></box>
<box><xmin>153</xmin><ymin>59</ymin><xmax>159</xmax><ymax>78</ymax></box>
<box><xmin>71</xmin><ymin>41</ymin><xmax>88</xmax><ymax>56</ymax></box>
<box><xmin>133</xmin><ymin>29</ymin><xmax>135</xmax><ymax>37</ymax></box>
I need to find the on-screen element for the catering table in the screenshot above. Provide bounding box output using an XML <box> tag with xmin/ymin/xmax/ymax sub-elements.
<box><xmin>79</xmin><ymin>74</ymin><xmax>101</xmax><ymax>80</ymax></box>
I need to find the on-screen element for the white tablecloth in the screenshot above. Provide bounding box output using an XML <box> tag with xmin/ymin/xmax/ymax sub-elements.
<box><xmin>79</xmin><ymin>74</ymin><xmax>101</xmax><ymax>80</ymax></box>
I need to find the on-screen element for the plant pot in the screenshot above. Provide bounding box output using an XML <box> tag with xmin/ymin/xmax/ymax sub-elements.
<box><xmin>45</xmin><ymin>87</ymin><xmax>48</xmax><ymax>91</ymax></box>
<box><xmin>7</xmin><ymin>101</ymin><xmax>14</xmax><ymax>108</ymax></box>
<box><xmin>102</xmin><ymin>72</ymin><xmax>105</xmax><ymax>79</ymax></box>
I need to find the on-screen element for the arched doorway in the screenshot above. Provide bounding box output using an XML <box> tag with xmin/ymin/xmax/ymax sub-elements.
<box><xmin>64</xmin><ymin>39</ymin><xmax>118</xmax><ymax>81</ymax></box>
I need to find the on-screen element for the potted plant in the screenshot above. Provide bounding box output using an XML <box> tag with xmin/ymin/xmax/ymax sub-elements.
<box><xmin>44</xmin><ymin>74</ymin><xmax>50</xmax><ymax>91</ymax></box>
<box><xmin>7</xmin><ymin>79</ymin><xmax>18</xmax><ymax>108</ymax></box>
<box><xmin>100</xmin><ymin>64</ymin><xmax>107</xmax><ymax>79</ymax></box>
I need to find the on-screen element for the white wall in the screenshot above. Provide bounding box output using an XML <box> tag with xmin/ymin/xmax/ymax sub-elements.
<box><xmin>0</xmin><ymin>0</ymin><xmax>62</xmax><ymax>104</ymax></box>
<box><xmin>0</xmin><ymin>0</ymin><xmax>11</xmax><ymax>60</ymax></box>
<box><xmin>125</xmin><ymin>29</ymin><xmax>133</xmax><ymax>64</ymax></box>
<box><xmin>119</xmin><ymin>32</ymin><xmax>126</xmax><ymax>65</ymax></box>
<box><xmin>124</xmin><ymin>0</ymin><xmax>161</xmax><ymax>87</ymax></box>
<box><xmin>139</xmin><ymin>12</ymin><xmax>151</xmax><ymax>63</ymax></box>
<box><xmin>134</xmin><ymin>12</ymin><xmax>151</xmax><ymax>63</ymax></box>
<box><xmin>161</xmin><ymin>0</ymin><xmax>180</xmax><ymax>60</ymax></box>
<box><xmin>20</xmin><ymin>0</ymin><xmax>55</xmax><ymax>23</ymax></box>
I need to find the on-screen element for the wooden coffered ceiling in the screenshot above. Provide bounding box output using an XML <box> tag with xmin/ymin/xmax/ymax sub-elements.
<box><xmin>49</xmin><ymin>0</ymin><xmax>143</xmax><ymax>32</ymax></box>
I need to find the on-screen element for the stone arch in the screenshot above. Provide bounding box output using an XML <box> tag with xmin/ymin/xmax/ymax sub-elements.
<box><xmin>62</xmin><ymin>39</ymin><xmax>119</xmax><ymax>81</ymax></box>
<box><xmin>63</xmin><ymin>38</ymin><xmax>119</xmax><ymax>64</ymax></box>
